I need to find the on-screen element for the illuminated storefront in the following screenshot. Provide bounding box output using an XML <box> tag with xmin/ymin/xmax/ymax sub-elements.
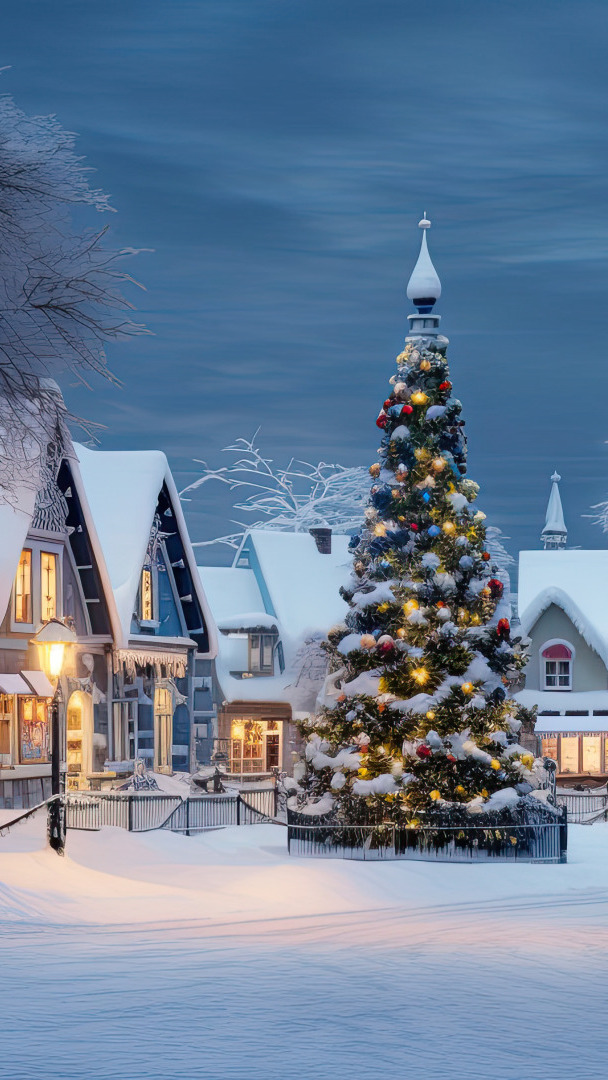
<box><xmin>538</xmin><ymin>719</ymin><xmax>608</xmax><ymax>780</ymax></box>
<box><xmin>216</xmin><ymin>702</ymin><xmax>291</xmax><ymax>776</ymax></box>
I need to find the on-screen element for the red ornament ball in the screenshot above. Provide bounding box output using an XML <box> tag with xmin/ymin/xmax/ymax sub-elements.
<box><xmin>416</xmin><ymin>744</ymin><xmax>431</xmax><ymax>759</ymax></box>
<box><xmin>439</xmin><ymin>380</ymin><xmax>452</xmax><ymax>391</ymax></box>
<box><xmin>497</xmin><ymin>617</ymin><xmax>510</xmax><ymax>636</ymax></box>
<box><xmin>488</xmin><ymin>578</ymin><xmax>504</xmax><ymax>597</ymax></box>
<box><xmin>376</xmin><ymin>413</ymin><xmax>388</xmax><ymax>429</ymax></box>
<box><xmin>383</xmin><ymin>398</ymin><xmax>392</xmax><ymax>410</ymax></box>
<box><xmin>410</xmin><ymin>523</ymin><xmax>419</xmax><ymax>531</ymax></box>
<box><xmin>446</xmin><ymin>754</ymin><xmax>457</xmax><ymax>763</ymax></box>
<box><xmin>401</xmin><ymin>404</ymin><xmax>413</xmax><ymax>415</ymax></box>
<box><xmin>481</xmin><ymin>551</ymin><xmax>491</xmax><ymax>561</ymax></box>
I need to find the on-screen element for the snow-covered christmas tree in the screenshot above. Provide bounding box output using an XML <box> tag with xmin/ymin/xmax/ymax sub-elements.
<box><xmin>292</xmin><ymin>216</ymin><xmax>547</xmax><ymax>835</ymax></box>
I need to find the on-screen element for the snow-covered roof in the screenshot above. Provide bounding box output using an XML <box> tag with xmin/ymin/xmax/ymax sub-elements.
<box><xmin>75</xmin><ymin>444</ymin><xmax>216</xmax><ymax>655</ymax></box>
<box><xmin>518</xmin><ymin>550</ymin><xmax>608</xmax><ymax>667</ymax></box>
<box><xmin>241</xmin><ymin>530</ymin><xmax>351</xmax><ymax>647</ymax></box>
<box><xmin>199</xmin><ymin>567</ymin><xmax>264</xmax><ymax>626</ymax></box>
<box><xmin>0</xmin><ymin>486</ymin><xmax>38</xmax><ymax>625</ymax></box>
<box><xmin>199</xmin><ymin>530</ymin><xmax>352</xmax><ymax>709</ymax></box>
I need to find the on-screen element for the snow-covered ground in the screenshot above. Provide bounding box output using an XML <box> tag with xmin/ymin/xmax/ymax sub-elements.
<box><xmin>1</xmin><ymin>817</ymin><xmax>607</xmax><ymax>1080</ymax></box>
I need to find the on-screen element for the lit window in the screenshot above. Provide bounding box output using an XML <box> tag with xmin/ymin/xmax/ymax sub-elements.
<box><xmin>542</xmin><ymin>643</ymin><xmax>572</xmax><ymax>690</ymax></box>
<box><xmin>40</xmin><ymin>552</ymin><xmax>57</xmax><ymax>622</ymax></box>
<box><xmin>140</xmin><ymin>568</ymin><xmax>154</xmax><ymax>622</ymax></box>
<box><xmin>15</xmin><ymin>550</ymin><xmax>32</xmax><ymax>624</ymax></box>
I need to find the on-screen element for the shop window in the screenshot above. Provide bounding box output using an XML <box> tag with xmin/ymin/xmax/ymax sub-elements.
<box><xmin>19</xmin><ymin>697</ymin><xmax>49</xmax><ymax>763</ymax></box>
<box><xmin>560</xmin><ymin>736</ymin><xmax>579</xmax><ymax>774</ymax></box>
<box><xmin>14</xmin><ymin>549</ymin><xmax>32</xmax><ymax>624</ymax></box>
<box><xmin>582</xmin><ymin>735</ymin><xmax>602</xmax><ymax>773</ymax></box>
<box><xmin>40</xmin><ymin>552</ymin><xmax>57</xmax><ymax>622</ymax></box>
<box><xmin>542</xmin><ymin>642</ymin><xmax>572</xmax><ymax>690</ymax></box>
<box><xmin>541</xmin><ymin>736</ymin><xmax>558</xmax><ymax>763</ymax></box>
<box><xmin>230</xmin><ymin>719</ymin><xmax>281</xmax><ymax>773</ymax></box>
<box><xmin>0</xmin><ymin>695</ymin><xmax>11</xmax><ymax>757</ymax></box>
<box><xmin>249</xmin><ymin>634</ymin><xmax>275</xmax><ymax>674</ymax></box>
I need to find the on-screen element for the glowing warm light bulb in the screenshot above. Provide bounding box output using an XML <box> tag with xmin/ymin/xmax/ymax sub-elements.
<box><xmin>396</xmin><ymin>628</ymin><xmax>407</xmax><ymax>639</ymax></box>
<box><xmin>49</xmin><ymin>642</ymin><xmax>66</xmax><ymax>679</ymax></box>
<box><xmin>420</xmin><ymin>358</ymin><xmax>431</xmax><ymax>372</ymax></box>
<box><xmin>411</xmin><ymin>391</ymin><xmax>428</xmax><ymax>405</ymax></box>
<box><xmin>403</xmin><ymin>599</ymin><xmax>419</xmax><ymax>615</ymax></box>
<box><xmin>442</xmin><ymin>521</ymin><xmax>456</xmax><ymax>535</ymax></box>
<box><xmin>411</xmin><ymin>667</ymin><xmax>430</xmax><ymax>685</ymax></box>
<box><xmin>426</xmin><ymin>710</ymin><xmax>436</xmax><ymax>720</ymax></box>
<box><xmin>461</xmin><ymin>682</ymin><xmax>474</xmax><ymax>695</ymax></box>
<box><xmin>432</xmin><ymin>457</ymin><xmax>446</xmax><ymax>471</ymax></box>
<box><xmin>374</xmin><ymin>523</ymin><xmax>387</xmax><ymax>537</ymax></box>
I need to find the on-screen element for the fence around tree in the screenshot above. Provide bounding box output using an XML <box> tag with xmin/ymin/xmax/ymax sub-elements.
<box><xmin>65</xmin><ymin>788</ymin><xmax>278</xmax><ymax>833</ymax></box>
<box><xmin>286</xmin><ymin>804</ymin><xmax>568</xmax><ymax>864</ymax></box>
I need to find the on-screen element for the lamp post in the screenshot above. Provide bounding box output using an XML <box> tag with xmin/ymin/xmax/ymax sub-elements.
<box><xmin>30</xmin><ymin>617</ymin><xmax>77</xmax><ymax>854</ymax></box>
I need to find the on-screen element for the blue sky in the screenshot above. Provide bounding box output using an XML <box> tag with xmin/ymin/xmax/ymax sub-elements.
<box><xmin>4</xmin><ymin>0</ymin><xmax>608</xmax><ymax>559</ymax></box>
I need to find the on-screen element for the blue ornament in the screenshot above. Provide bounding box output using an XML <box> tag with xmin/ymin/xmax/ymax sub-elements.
<box><xmin>428</xmin><ymin>525</ymin><xmax>441</xmax><ymax>537</ymax></box>
<box><xmin>422</xmin><ymin>491</ymin><xmax>431</xmax><ymax>503</ymax></box>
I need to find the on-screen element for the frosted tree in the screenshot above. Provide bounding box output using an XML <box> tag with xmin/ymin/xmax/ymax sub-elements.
<box><xmin>0</xmin><ymin>86</ymin><xmax>146</xmax><ymax>499</ymax></box>
<box><xmin>291</xmin><ymin>219</ymin><xmax>546</xmax><ymax>838</ymax></box>
<box><xmin>182</xmin><ymin>432</ymin><xmax>371</xmax><ymax>548</ymax></box>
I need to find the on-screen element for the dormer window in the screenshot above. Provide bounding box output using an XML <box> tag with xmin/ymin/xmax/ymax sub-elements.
<box><xmin>542</xmin><ymin>642</ymin><xmax>573</xmax><ymax>690</ymax></box>
<box><xmin>249</xmin><ymin>633</ymin><xmax>275</xmax><ymax>675</ymax></box>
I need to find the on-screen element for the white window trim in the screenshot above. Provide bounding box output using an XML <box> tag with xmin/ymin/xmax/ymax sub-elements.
<box><xmin>539</xmin><ymin>637</ymin><xmax>575</xmax><ymax>692</ymax></box>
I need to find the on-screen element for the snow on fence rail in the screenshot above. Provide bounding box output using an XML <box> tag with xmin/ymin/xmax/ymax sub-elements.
<box><xmin>555</xmin><ymin>789</ymin><xmax>608</xmax><ymax>824</ymax></box>
<box><xmin>66</xmin><ymin>788</ymin><xmax>278</xmax><ymax>833</ymax></box>
<box><xmin>286</xmin><ymin>808</ymin><xmax>568</xmax><ymax>864</ymax></box>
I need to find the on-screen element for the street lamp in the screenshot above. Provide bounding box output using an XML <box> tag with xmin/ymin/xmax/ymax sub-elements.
<box><xmin>30</xmin><ymin>617</ymin><xmax>77</xmax><ymax>854</ymax></box>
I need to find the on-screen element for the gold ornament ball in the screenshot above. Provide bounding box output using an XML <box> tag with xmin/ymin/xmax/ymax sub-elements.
<box><xmin>360</xmin><ymin>634</ymin><xmax>376</xmax><ymax>650</ymax></box>
<box><xmin>491</xmin><ymin>759</ymin><xmax>501</xmax><ymax>770</ymax></box>
<box><xmin>420</xmin><ymin>358</ymin><xmax>431</xmax><ymax>371</ymax></box>
<box><xmin>429</xmin><ymin>790</ymin><xmax>441</xmax><ymax>801</ymax></box>
<box><xmin>426</xmin><ymin>710</ymin><xmax>436</xmax><ymax>720</ymax></box>
<box><xmin>461</xmin><ymin>681</ymin><xmax>474</xmax><ymax>694</ymax></box>
<box><xmin>369</xmin><ymin>463</ymin><xmax>381</xmax><ymax>477</ymax></box>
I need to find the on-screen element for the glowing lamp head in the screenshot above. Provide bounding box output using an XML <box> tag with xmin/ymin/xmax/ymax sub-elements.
<box><xmin>30</xmin><ymin>617</ymin><xmax>77</xmax><ymax>684</ymax></box>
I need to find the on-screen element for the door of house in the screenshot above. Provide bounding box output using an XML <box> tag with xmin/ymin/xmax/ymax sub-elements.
<box><xmin>154</xmin><ymin>687</ymin><xmax>173</xmax><ymax>773</ymax></box>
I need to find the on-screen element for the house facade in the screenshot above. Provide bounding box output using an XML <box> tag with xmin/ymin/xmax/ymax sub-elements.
<box><xmin>516</xmin><ymin>474</ymin><xmax>608</xmax><ymax>785</ymax></box>
<box><xmin>199</xmin><ymin>528</ymin><xmax>351</xmax><ymax>779</ymax></box>
<box><xmin>0</xmin><ymin>402</ymin><xmax>217</xmax><ymax>809</ymax></box>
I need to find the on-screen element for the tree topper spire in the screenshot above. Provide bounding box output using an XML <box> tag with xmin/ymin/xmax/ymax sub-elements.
<box><xmin>405</xmin><ymin>214</ymin><xmax>446</xmax><ymax>343</ymax></box>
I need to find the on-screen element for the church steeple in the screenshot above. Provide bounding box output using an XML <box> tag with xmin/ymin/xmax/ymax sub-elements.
<box><xmin>541</xmin><ymin>471</ymin><xmax>567</xmax><ymax>550</ymax></box>
<box><xmin>406</xmin><ymin>214</ymin><xmax>446</xmax><ymax>343</ymax></box>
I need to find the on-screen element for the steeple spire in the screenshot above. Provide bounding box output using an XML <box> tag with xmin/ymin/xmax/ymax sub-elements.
<box><xmin>405</xmin><ymin>214</ymin><xmax>446</xmax><ymax>343</ymax></box>
<box><xmin>541</xmin><ymin>471</ymin><xmax>567</xmax><ymax>550</ymax></box>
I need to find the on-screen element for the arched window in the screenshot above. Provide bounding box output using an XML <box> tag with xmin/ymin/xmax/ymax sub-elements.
<box><xmin>541</xmin><ymin>641</ymin><xmax>573</xmax><ymax>691</ymax></box>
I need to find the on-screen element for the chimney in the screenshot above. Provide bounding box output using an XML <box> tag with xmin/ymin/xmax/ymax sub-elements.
<box><xmin>310</xmin><ymin>527</ymin><xmax>332</xmax><ymax>554</ymax></box>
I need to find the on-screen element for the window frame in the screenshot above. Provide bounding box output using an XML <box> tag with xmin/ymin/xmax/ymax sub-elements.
<box><xmin>138</xmin><ymin>564</ymin><xmax>160</xmax><ymax>629</ymax></box>
<box><xmin>14</xmin><ymin>548</ymin><xmax>33</xmax><ymax>626</ymax></box>
<box><xmin>540</xmin><ymin>638</ymin><xmax>575</xmax><ymax>692</ymax></box>
<box><xmin>11</xmin><ymin>539</ymin><xmax>64</xmax><ymax>632</ymax></box>
<box><xmin>249</xmin><ymin>632</ymin><xmax>276</xmax><ymax>675</ymax></box>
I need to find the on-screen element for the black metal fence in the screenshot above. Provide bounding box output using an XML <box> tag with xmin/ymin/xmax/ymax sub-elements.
<box><xmin>66</xmin><ymin>787</ymin><xmax>278</xmax><ymax>833</ymax></box>
<box><xmin>287</xmin><ymin>807</ymin><xmax>568</xmax><ymax>864</ymax></box>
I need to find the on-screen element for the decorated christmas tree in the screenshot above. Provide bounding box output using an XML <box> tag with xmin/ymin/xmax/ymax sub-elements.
<box><xmin>292</xmin><ymin>217</ymin><xmax>544</xmax><ymax>831</ymax></box>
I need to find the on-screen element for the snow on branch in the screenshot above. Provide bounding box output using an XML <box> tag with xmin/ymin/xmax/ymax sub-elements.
<box><xmin>0</xmin><ymin>86</ymin><xmax>148</xmax><ymax>498</ymax></box>
<box><xmin>181</xmin><ymin>432</ymin><xmax>371</xmax><ymax>548</ymax></box>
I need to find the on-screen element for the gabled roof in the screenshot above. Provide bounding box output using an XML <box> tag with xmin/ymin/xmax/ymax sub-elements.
<box><xmin>518</xmin><ymin>550</ymin><xmax>608</xmax><ymax>666</ymax></box>
<box><xmin>199</xmin><ymin>530</ymin><xmax>352</xmax><ymax>708</ymax></box>
<box><xmin>75</xmin><ymin>444</ymin><xmax>216</xmax><ymax>655</ymax></box>
<box><xmin>237</xmin><ymin>530</ymin><xmax>351</xmax><ymax>646</ymax></box>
